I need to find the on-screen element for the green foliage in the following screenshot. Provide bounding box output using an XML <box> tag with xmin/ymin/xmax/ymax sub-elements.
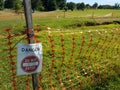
<box><xmin>56</xmin><ymin>0</ymin><xmax>66</xmax><ymax>10</ymax></box>
<box><xmin>2</xmin><ymin>0</ymin><xmax>120</xmax><ymax>11</ymax></box>
<box><xmin>67</xmin><ymin>2</ymin><xmax>76</xmax><ymax>11</ymax></box>
<box><xmin>41</xmin><ymin>0</ymin><xmax>66</xmax><ymax>11</ymax></box>
<box><xmin>32</xmin><ymin>0</ymin><xmax>44</xmax><ymax>11</ymax></box>
<box><xmin>41</xmin><ymin>0</ymin><xmax>48</xmax><ymax>11</ymax></box>
<box><xmin>98</xmin><ymin>5</ymin><xmax>113</xmax><ymax>9</ymax></box>
<box><xmin>113</xmin><ymin>3</ymin><xmax>120</xmax><ymax>9</ymax></box>
<box><xmin>64</xmin><ymin>6</ymin><xmax>68</xmax><ymax>12</ymax></box>
<box><xmin>86</xmin><ymin>4</ymin><xmax>91</xmax><ymax>9</ymax></box>
<box><xmin>92</xmin><ymin>2</ymin><xmax>98</xmax><ymax>9</ymax></box>
<box><xmin>4</xmin><ymin>0</ymin><xmax>22</xmax><ymax>11</ymax></box>
<box><xmin>0</xmin><ymin>0</ymin><xmax>4</xmax><ymax>10</ymax></box>
<box><xmin>47</xmin><ymin>0</ymin><xmax>57</xmax><ymax>11</ymax></box>
<box><xmin>14</xmin><ymin>0</ymin><xmax>22</xmax><ymax>12</ymax></box>
<box><xmin>36</xmin><ymin>0</ymin><xmax>44</xmax><ymax>11</ymax></box>
<box><xmin>4</xmin><ymin>0</ymin><xmax>15</xmax><ymax>9</ymax></box>
<box><xmin>76</xmin><ymin>2</ymin><xmax>85</xmax><ymax>11</ymax></box>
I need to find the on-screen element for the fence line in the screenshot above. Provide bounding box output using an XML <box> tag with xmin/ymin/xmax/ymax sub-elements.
<box><xmin>0</xmin><ymin>27</ymin><xmax>120</xmax><ymax>90</ymax></box>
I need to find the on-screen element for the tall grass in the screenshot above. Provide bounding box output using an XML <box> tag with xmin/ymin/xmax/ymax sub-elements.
<box><xmin>0</xmin><ymin>9</ymin><xmax>120</xmax><ymax>90</ymax></box>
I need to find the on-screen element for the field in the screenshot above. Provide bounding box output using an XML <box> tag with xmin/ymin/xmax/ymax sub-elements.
<box><xmin>0</xmin><ymin>9</ymin><xmax>120</xmax><ymax>90</ymax></box>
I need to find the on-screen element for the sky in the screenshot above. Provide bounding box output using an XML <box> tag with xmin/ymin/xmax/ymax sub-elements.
<box><xmin>67</xmin><ymin>0</ymin><xmax>120</xmax><ymax>5</ymax></box>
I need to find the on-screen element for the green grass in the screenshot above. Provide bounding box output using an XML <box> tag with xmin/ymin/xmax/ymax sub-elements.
<box><xmin>0</xmin><ymin>9</ymin><xmax>120</xmax><ymax>90</ymax></box>
<box><xmin>63</xmin><ymin>9</ymin><xmax>120</xmax><ymax>18</ymax></box>
<box><xmin>0</xmin><ymin>9</ymin><xmax>120</xmax><ymax>30</ymax></box>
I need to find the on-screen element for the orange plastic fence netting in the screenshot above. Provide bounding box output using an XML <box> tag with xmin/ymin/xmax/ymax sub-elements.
<box><xmin>0</xmin><ymin>27</ymin><xmax>120</xmax><ymax>90</ymax></box>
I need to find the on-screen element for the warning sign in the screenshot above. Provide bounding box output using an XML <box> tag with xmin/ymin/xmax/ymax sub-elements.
<box><xmin>17</xmin><ymin>43</ymin><xmax>42</xmax><ymax>75</ymax></box>
<box><xmin>21</xmin><ymin>56</ymin><xmax>40</xmax><ymax>73</ymax></box>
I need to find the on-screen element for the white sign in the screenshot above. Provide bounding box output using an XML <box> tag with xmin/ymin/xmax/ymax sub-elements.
<box><xmin>17</xmin><ymin>43</ymin><xmax>42</xmax><ymax>75</ymax></box>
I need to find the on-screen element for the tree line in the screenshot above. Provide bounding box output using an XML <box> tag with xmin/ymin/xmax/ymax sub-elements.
<box><xmin>66</xmin><ymin>2</ymin><xmax>120</xmax><ymax>11</ymax></box>
<box><xmin>0</xmin><ymin>0</ymin><xmax>120</xmax><ymax>11</ymax></box>
<box><xmin>0</xmin><ymin>0</ymin><xmax>66</xmax><ymax>11</ymax></box>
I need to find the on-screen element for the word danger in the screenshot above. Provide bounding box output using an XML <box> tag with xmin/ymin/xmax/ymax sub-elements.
<box><xmin>21</xmin><ymin>56</ymin><xmax>40</xmax><ymax>73</ymax></box>
<box><xmin>21</xmin><ymin>47</ymin><xmax>40</xmax><ymax>52</ymax></box>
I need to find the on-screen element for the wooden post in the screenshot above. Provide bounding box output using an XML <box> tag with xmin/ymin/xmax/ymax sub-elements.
<box><xmin>23</xmin><ymin>0</ymin><xmax>39</xmax><ymax>90</ymax></box>
<box><xmin>64</xmin><ymin>11</ymin><xmax>66</xmax><ymax>18</ymax></box>
<box><xmin>92</xmin><ymin>12</ymin><xmax>94</xmax><ymax>19</ymax></box>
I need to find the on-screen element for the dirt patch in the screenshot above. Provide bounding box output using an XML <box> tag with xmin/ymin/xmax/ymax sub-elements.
<box><xmin>74</xmin><ymin>20</ymin><xmax>120</xmax><ymax>27</ymax></box>
<box><xmin>94</xmin><ymin>17</ymin><xmax>120</xmax><ymax>23</ymax></box>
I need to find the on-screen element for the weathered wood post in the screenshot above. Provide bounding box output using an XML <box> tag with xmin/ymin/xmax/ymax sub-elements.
<box><xmin>92</xmin><ymin>12</ymin><xmax>94</xmax><ymax>19</ymax></box>
<box><xmin>23</xmin><ymin>0</ymin><xmax>39</xmax><ymax>90</ymax></box>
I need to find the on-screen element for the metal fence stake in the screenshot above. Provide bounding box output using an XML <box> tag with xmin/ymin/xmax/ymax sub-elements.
<box><xmin>23</xmin><ymin>0</ymin><xmax>39</xmax><ymax>90</ymax></box>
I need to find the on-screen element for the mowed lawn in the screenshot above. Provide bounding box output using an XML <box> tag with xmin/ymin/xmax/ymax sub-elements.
<box><xmin>0</xmin><ymin>9</ymin><xmax>120</xmax><ymax>29</ymax></box>
<box><xmin>0</xmin><ymin>9</ymin><xmax>120</xmax><ymax>90</ymax></box>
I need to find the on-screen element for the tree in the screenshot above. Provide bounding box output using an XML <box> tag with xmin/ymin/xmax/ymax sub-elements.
<box><xmin>31</xmin><ymin>0</ymin><xmax>37</xmax><ymax>11</ymax></box>
<box><xmin>56</xmin><ymin>0</ymin><xmax>66</xmax><ymax>10</ymax></box>
<box><xmin>86</xmin><ymin>4</ymin><xmax>91</xmax><ymax>9</ymax></box>
<box><xmin>32</xmin><ymin>0</ymin><xmax>44</xmax><ymax>11</ymax></box>
<box><xmin>4</xmin><ymin>0</ymin><xmax>15</xmax><ymax>9</ymax></box>
<box><xmin>36</xmin><ymin>0</ymin><xmax>44</xmax><ymax>11</ymax></box>
<box><xmin>5</xmin><ymin>0</ymin><xmax>22</xmax><ymax>11</ymax></box>
<box><xmin>41</xmin><ymin>0</ymin><xmax>57</xmax><ymax>11</ymax></box>
<box><xmin>63</xmin><ymin>6</ymin><xmax>68</xmax><ymax>18</ymax></box>
<box><xmin>92</xmin><ymin>2</ymin><xmax>98</xmax><ymax>9</ymax></box>
<box><xmin>64</xmin><ymin>6</ymin><xmax>68</xmax><ymax>11</ymax></box>
<box><xmin>76</xmin><ymin>2</ymin><xmax>85</xmax><ymax>11</ymax></box>
<box><xmin>14</xmin><ymin>0</ymin><xmax>22</xmax><ymax>12</ymax></box>
<box><xmin>47</xmin><ymin>0</ymin><xmax>57</xmax><ymax>11</ymax></box>
<box><xmin>66</xmin><ymin>2</ymin><xmax>76</xmax><ymax>11</ymax></box>
<box><xmin>0</xmin><ymin>0</ymin><xmax>4</xmax><ymax>10</ymax></box>
<box><xmin>98</xmin><ymin>5</ymin><xmax>113</xmax><ymax>9</ymax></box>
<box><xmin>113</xmin><ymin>3</ymin><xmax>120</xmax><ymax>9</ymax></box>
<box><xmin>41</xmin><ymin>0</ymin><xmax>48</xmax><ymax>11</ymax></box>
